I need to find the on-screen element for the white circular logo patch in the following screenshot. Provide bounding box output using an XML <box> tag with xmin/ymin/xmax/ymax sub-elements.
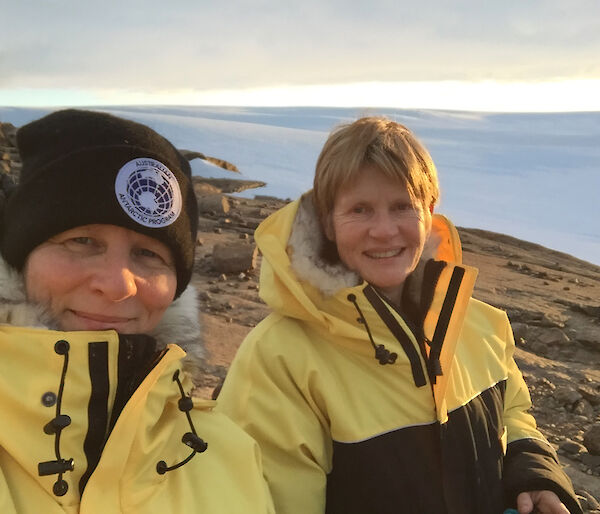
<box><xmin>115</xmin><ymin>158</ymin><xmax>182</xmax><ymax>228</ymax></box>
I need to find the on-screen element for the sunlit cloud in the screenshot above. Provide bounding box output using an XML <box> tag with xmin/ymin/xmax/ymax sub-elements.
<box><xmin>2</xmin><ymin>1</ymin><xmax>599</xmax><ymax>111</ymax></box>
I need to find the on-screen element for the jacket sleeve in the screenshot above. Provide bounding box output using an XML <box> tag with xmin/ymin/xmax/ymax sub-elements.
<box><xmin>216</xmin><ymin>318</ymin><xmax>331</xmax><ymax>514</ymax></box>
<box><xmin>501</xmin><ymin>315</ymin><xmax>583</xmax><ymax>514</ymax></box>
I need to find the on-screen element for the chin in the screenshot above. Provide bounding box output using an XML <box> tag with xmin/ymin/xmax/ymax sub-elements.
<box><xmin>370</xmin><ymin>277</ymin><xmax>407</xmax><ymax>297</ymax></box>
<box><xmin>371</xmin><ymin>274</ymin><xmax>409</xmax><ymax>289</ymax></box>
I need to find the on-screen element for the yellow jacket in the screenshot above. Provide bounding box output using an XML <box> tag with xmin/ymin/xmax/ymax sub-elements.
<box><xmin>0</xmin><ymin>263</ymin><xmax>274</xmax><ymax>514</ymax></box>
<box><xmin>218</xmin><ymin>193</ymin><xmax>581</xmax><ymax>514</ymax></box>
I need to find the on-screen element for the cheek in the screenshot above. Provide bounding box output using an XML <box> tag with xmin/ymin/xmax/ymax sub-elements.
<box><xmin>141</xmin><ymin>274</ymin><xmax>177</xmax><ymax>315</ymax></box>
<box><xmin>24</xmin><ymin>254</ymin><xmax>75</xmax><ymax>305</ymax></box>
<box><xmin>408</xmin><ymin>220</ymin><xmax>431</xmax><ymax>260</ymax></box>
<box><xmin>331</xmin><ymin>222</ymin><xmax>361</xmax><ymax>259</ymax></box>
<box><xmin>332</xmin><ymin>216</ymin><xmax>362</xmax><ymax>243</ymax></box>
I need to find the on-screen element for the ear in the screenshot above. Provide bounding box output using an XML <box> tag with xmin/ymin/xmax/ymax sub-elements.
<box><xmin>429</xmin><ymin>201</ymin><xmax>435</xmax><ymax>215</ymax></box>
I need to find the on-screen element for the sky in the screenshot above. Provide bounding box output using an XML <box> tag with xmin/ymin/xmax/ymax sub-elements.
<box><xmin>1</xmin><ymin>1</ymin><xmax>600</xmax><ymax>111</ymax></box>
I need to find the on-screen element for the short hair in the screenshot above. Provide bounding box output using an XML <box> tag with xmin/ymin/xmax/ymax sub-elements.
<box><xmin>313</xmin><ymin>116</ymin><xmax>439</xmax><ymax>226</ymax></box>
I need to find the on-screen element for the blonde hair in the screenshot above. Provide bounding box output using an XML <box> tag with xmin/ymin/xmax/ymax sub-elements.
<box><xmin>313</xmin><ymin>117</ymin><xmax>439</xmax><ymax>226</ymax></box>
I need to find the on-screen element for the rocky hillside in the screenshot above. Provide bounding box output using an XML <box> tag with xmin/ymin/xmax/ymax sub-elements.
<box><xmin>1</xmin><ymin>120</ymin><xmax>599</xmax><ymax>512</ymax></box>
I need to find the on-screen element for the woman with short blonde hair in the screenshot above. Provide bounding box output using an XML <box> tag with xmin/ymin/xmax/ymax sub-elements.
<box><xmin>219</xmin><ymin>116</ymin><xmax>581</xmax><ymax>514</ymax></box>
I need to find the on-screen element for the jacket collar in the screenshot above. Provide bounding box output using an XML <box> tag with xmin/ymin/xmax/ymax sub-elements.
<box><xmin>0</xmin><ymin>257</ymin><xmax>204</xmax><ymax>384</ymax></box>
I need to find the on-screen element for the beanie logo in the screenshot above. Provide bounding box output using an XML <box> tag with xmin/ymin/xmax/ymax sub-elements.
<box><xmin>115</xmin><ymin>158</ymin><xmax>182</xmax><ymax>228</ymax></box>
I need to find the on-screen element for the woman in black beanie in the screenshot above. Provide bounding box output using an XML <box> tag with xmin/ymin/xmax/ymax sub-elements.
<box><xmin>0</xmin><ymin>109</ymin><xmax>274</xmax><ymax>513</ymax></box>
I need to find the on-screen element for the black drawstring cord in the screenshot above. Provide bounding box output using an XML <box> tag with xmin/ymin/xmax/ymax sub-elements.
<box><xmin>156</xmin><ymin>370</ymin><xmax>207</xmax><ymax>475</ymax></box>
<box><xmin>38</xmin><ymin>340</ymin><xmax>74</xmax><ymax>497</ymax></box>
<box><xmin>347</xmin><ymin>294</ymin><xmax>397</xmax><ymax>365</ymax></box>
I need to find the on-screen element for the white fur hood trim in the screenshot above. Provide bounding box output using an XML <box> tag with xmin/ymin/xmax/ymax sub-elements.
<box><xmin>287</xmin><ymin>193</ymin><xmax>361</xmax><ymax>297</ymax></box>
<box><xmin>0</xmin><ymin>257</ymin><xmax>204</xmax><ymax>384</ymax></box>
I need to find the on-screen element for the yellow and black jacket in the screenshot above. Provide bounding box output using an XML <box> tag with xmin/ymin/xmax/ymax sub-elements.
<box><xmin>218</xmin><ymin>193</ymin><xmax>581</xmax><ymax>514</ymax></box>
<box><xmin>0</xmin><ymin>261</ymin><xmax>274</xmax><ymax>514</ymax></box>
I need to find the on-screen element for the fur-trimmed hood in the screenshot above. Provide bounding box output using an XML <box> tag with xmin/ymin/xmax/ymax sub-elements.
<box><xmin>0</xmin><ymin>256</ymin><xmax>204</xmax><ymax>384</ymax></box>
<box><xmin>255</xmin><ymin>191</ymin><xmax>463</xmax><ymax>327</ymax></box>
<box><xmin>255</xmin><ymin>190</ymin><xmax>481</xmax><ymax>421</ymax></box>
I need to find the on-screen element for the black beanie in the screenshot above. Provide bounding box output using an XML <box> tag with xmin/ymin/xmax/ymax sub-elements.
<box><xmin>0</xmin><ymin>109</ymin><xmax>198</xmax><ymax>299</ymax></box>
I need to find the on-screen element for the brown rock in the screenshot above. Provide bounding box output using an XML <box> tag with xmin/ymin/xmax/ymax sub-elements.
<box><xmin>179</xmin><ymin>149</ymin><xmax>207</xmax><ymax>161</ymax></box>
<box><xmin>511</xmin><ymin>322</ymin><xmax>529</xmax><ymax>342</ymax></box>
<box><xmin>581</xmin><ymin>452</ymin><xmax>600</xmax><ymax>469</ymax></box>
<box><xmin>574</xmin><ymin>304</ymin><xmax>600</xmax><ymax>317</ymax></box>
<box><xmin>559</xmin><ymin>439</ymin><xmax>587</xmax><ymax>455</ymax></box>
<box><xmin>573</xmin><ymin>399</ymin><xmax>595</xmax><ymax>418</ymax></box>
<box><xmin>212</xmin><ymin>242</ymin><xmax>258</xmax><ymax>273</ymax></box>
<box><xmin>578</xmin><ymin>386</ymin><xmax>600</xmax><ymax>406</ymax></box>
<box><xmin>1</xmin><ymin>123</ymin><xmax>17</xmax><ymax>145</ymax></box>
<box><xmin>554</xmin><ymin>386</ymin><xmax>583</xmax><ymax>407</ymax></box>
<box><xmin>199</xmin><ymin>194</ymin><xmax>230</xmax><ymax>214</ymax></box>
<box><xmin>583</xmin><ymin>425</ymin><xmax>600</xmax><ymax>456</ymax></box>
<box><xmin>204</xmin><ymin>156</ymin><xmax>239</xmax><ymax>172</ymax></box>
<box><xmin>538</xmin><ymin>327</ymin><xmax>570</xmax><ymax>346</ymax></box>
<box><xmin>578</xmin><ymin>490</ymin><xmax>600</xmax><ymax>511</ymax></box>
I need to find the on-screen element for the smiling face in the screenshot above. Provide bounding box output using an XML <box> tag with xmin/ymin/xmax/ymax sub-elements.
<box><xmin>328</xmin><ymin>167</ymin><xmax>432</xmax><ymax>304</ymax></box>
<box><xmin>24</xmin><ymin>224</ymin><xmax>177</xmax><ymax>333</ymax></box>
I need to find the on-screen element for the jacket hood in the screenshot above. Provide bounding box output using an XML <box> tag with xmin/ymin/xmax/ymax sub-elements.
<box><xmin>256</xmin><ymin>192</ymin><xmax>479</xmax><ymax>422</ymax></box>
<box><xmin>256</xmin><ymin>191</ymin><xmax>464</xmax><ymax>329</ymax></box>
<box><xmin>0</xmin><ymin>256</ymin><xmax>204</xmax><ymax>384</ymax></box>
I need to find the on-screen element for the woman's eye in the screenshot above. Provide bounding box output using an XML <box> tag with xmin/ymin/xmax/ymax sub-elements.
<box><xmin>137</xmin><ymin>248</ymin><xmax>160</xmax><ymax>259</ymax></box>
<box><xmin>64</xmin><ymin>236</ymin><xmax>95</xmax><ymax>248</ymax></box>
<box><xmin>135</xmin><ymin>247</ymin><xmax>172</xmax><ymax>267</ymax></box>
<box><xmin>392</xmin><ymin>202</ymin><xmax>410</xmax><ymax>211</ymax></box>
<box><xmin>393</xmin><ymin>203</ymin><xmax>420</xmax><ymax>216</ymax></box>
<box><xmin>71</xmin><ymin>236</ymin><xmax>93</xmax><ymax>245</ymax></box>
<box><xmin>62</xmin><ymin>236</ymin><xmax>99</xmax><ymax>253</ymax></box>
<box><xmin>352</xmin><ymin>205</ymin><xmax>366</xmax><ymax>214</ymax></box>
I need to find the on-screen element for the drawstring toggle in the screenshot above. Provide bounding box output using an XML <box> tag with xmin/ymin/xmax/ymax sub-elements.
<box><xmin>347</xmin><ymin>294</ymin><xmax>398</xmax><ymax>366</ymax></box>
<box><xmin>43</xmin><ymin>414</ymin><xmax>72</xmax><ymax>435</ymax></box>
<box><xmin>156</xmin><ymin>370</ymin><xmax>207</xmax><ymax>475</ymax></box>
<box><xmin>38</xmin><ymin>458</ymin><xmax>74</xmax><ymax>476</ymax></box>
<box><xmin>183</xmin><ymin>432</ymin><xmax>208</xmax><ymax>453</ymax></box>
<box><xmin>374</xmin><ymin>344</ymin><xmax>398</xmax><ymax>365</ymax></box>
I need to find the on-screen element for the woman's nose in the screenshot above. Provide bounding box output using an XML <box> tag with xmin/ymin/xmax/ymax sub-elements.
<box><xmin>90</xmin><ymin>262</ymin><xmax>138</xmax><ymax>301</ymax></box>
<box><xmin>368</xmin><ymin>211</ymin><xmax>399</xmax><ymax>239</ymax></box>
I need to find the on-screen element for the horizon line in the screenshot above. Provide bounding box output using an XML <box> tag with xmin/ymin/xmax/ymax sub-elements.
<box><xmin>2</xmin><ymin>79</ymin><xmax>600</xmax><ymax>113</ymax></box>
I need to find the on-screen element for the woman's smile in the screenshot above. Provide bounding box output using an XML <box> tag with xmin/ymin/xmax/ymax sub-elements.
<box><xmin>67</xmin><ymin>310</ymin><xmax>135</xmax><ymax>330</ymax></box>
<box><xmin>363</xmin><ymin>248</ymin><xmax>404</xmax><ymax>259</ymax></box>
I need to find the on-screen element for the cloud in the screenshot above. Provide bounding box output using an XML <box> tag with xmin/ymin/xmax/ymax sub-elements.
<box><xmin>2</xmin><ymin>0</ymin><xmax>600</xmax><ymax>92</ymax></box>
